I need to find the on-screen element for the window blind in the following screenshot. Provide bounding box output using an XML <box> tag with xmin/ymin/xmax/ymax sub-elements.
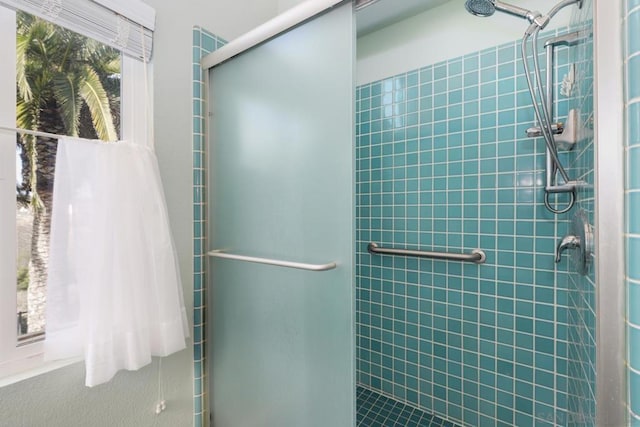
<box><xmin>0</xmin><ymin>0</ymin><xmax>155</xmax><ymax>61</ymax></box>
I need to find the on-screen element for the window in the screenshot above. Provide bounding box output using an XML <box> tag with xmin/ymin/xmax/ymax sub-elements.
<box><xmin>15</xmin><ymin>10</ymin><xmax>122</xmax><ymax>342</ymax></box>
<box><xmin>0</xmin><ymin>1</ymin><xmax>154</xmax><ymax>382</ymax></box>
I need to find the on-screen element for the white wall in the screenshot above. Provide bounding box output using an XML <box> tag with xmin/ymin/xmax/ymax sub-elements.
<box><xmin>357</xmin><ymin>0</ymin><xmax>573</xmax><ymax>84</ymax></box>
<box><xmin>0</xmin><ymin>1</ymin><xmax>279</xmax><ymax>426</ymax></box>
<box><xmin>278</xmin><ymin>0</ymin><xmax>305</xmax><ymax>13</ymax></box>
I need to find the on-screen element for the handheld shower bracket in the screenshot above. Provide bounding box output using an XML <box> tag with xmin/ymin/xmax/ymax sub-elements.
<box><xmin>532</xmin><ymin>14</ymin><xmax>550</xmax><ymax>30</ymax></box>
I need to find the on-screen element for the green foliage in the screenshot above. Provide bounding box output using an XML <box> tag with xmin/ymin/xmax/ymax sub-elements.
<box><xmin>15</xmin><ymin>10</ymin><xmax>121</xmax><ymax>209</ymax></box>
<box><xmin>16</xmin><ymin>266</ymin><xmax>29</xmax><ymax>290</ymax></box>
<box><xmin>14</xmin><ymin>12</ymin><xmax>123</xmax><ymax>301</ymax></box>
<box><xmin>79</xmin><ymin>66</ymin><xmax>117</xmax><ymax>141</ymax></box>
<box><xmin>16</xmin><ymin>11</ymin><xmax>121</xmax><ymax>142</ymax></box>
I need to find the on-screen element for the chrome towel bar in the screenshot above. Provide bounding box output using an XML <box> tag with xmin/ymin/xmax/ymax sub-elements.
<box><xmin>207</xmin><ymin>249</ymin><xmax>337</xmax><ymax>271</ymax></box>
<box><xmin>367</xmin><ymin>242</ymin><xmax>486</xmax><ymax>264</ymax></box>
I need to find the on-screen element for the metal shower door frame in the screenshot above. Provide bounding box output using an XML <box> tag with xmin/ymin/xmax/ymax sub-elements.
<box><xmin>593</xmin><ymin>0</ymin><xmax>626</xmax><ymax>425</ymax></box>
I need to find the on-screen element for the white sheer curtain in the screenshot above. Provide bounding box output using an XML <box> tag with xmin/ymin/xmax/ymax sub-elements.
<box><xmin>44</xmin><ymin>137</ymin><xmax>188</xmax><ymax>387</ymax></box>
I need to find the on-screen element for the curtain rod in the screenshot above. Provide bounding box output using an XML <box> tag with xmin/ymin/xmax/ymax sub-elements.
<box><xmin>0</xmin><ymin>125</ymin><xmax>64</xmax><ymax>140</ymax></box>
<box><xmin>0</xmin><ymin>126</ymin><xmax>120</xmax><ymax>144</ymax></box>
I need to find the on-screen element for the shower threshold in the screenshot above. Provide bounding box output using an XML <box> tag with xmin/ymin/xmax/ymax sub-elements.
<box><xmin>356</xmin><ymin>386</ymin><xmax>460</xmax><ymax>427</ymax></box>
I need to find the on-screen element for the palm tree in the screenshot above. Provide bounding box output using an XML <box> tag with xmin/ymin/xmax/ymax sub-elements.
<box><xmin>16</xmin><ymin>11</ymin><xmax>120</xmax><ymax>333</ymax></box>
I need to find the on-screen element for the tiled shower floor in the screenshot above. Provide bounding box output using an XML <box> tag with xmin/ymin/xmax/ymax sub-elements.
<box><xmin>356</xmin><ymin>386</ymin><xmax>460</xmax><ymax>427</ymax></box>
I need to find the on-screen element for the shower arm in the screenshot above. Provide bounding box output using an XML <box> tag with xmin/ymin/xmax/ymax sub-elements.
<box><xmin>494</xmin><ymin>0</ymin><xmax>541</xmax><ymax>23</ymax></box>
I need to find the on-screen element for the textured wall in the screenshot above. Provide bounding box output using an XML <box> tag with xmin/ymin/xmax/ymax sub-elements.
<box><xmin>355</xmin><ymin>23</ymin><xmax>593</xmax><ymax>426</ymax></box>
<box><xmin>0</xmin><ymin>355</ymin><xmax>191</xmax><ymax>427</ymax></box>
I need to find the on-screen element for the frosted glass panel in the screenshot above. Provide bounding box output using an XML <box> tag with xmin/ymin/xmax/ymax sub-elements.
<box><xmin>208</xmin><ymin>4</ymin><xmax>355</xmax><ymax>427</ymax></box>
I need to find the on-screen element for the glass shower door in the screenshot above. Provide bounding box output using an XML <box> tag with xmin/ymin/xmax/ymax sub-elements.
<box><xmin>207</xmin><ymin>4</ymin><xmax>355</xmax><ymax>427</ymax></box>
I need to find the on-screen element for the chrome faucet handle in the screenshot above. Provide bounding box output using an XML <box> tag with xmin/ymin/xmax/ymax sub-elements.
<box><xmin>555</xmin><ymin>235</ymin><xmax>580</xmax><ymax>263</ymax></box>
<box><xmin>555</xmin><ymin>209</ymin><xmax>593</xmax><ymax>275</ymax></box>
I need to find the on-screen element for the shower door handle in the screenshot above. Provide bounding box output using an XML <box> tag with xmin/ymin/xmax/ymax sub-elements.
<box><xmin>207</xmin><ymin>249</ymin><xmax>337</xmax><ymax>271</ymax></box>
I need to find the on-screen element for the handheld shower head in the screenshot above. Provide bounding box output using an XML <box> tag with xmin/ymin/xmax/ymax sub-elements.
<box><xmin>464</xmin><ymin>0</ymin><xmax>541</xmax><ymax>23</ymax></box>
<box><xmin>465</xmin><ymin>0</ymin><xmax>496</xmax><ymax>17</ymax></box>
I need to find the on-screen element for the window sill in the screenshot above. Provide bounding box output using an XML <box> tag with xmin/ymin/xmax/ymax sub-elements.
<box><xmin>0</xmin><ymin>354</ymin><xmax>81</xmax><ymax>388</ymax></box>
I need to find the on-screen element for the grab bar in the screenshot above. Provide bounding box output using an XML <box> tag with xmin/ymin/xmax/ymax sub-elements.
<box><xmin>207</xmin><ymin>249</ymin><xmax>337</xmax><ymax>271</ymax></box>
<box><xmin>367</xmin><ymin>242</ymin><xmax>486</xmax><ymax>264</ymax></box>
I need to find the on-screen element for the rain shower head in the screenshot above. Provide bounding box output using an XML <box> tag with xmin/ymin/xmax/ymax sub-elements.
<box><xmin>465</xmin><ymin>0</ymin><xmax>541</xmax><ymax>23</ymax></box>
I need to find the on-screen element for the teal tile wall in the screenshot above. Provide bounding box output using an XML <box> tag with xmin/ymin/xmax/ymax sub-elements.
<box><xmin>192</xmin><ymin>26</ymin><xmax>226</xmax><ymax>427</ymax></box>
<box><xmin>562</xmin><ymin>2</ymin><xmax>596</xmax><ymax>426</ymax></box>
<box><xmin>626</xmin><ymin>0</ymin><xmax>640</xmax><ymax>423</ymax></box>
<box><xmin>356</xmin><ymin>26</ymin><xmax>592</xmax><ymax>426</ymax></box>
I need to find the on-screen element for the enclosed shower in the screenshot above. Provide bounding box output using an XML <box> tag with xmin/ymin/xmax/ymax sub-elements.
<box><xmin>194</xmin><ymin>0</ymin><xmax>626</xmax><ymax>425</ymax></box>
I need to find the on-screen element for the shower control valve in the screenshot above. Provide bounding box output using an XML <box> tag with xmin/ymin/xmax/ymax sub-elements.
<box><xmin>555</xmin><ymin>235</ymin><xmax>579</xmax><ymax>263</ymax></box>
<box><xmin>555</xmin><ymin>209</ymin><xmax>593</xmax><ymax>275</ymax></box>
